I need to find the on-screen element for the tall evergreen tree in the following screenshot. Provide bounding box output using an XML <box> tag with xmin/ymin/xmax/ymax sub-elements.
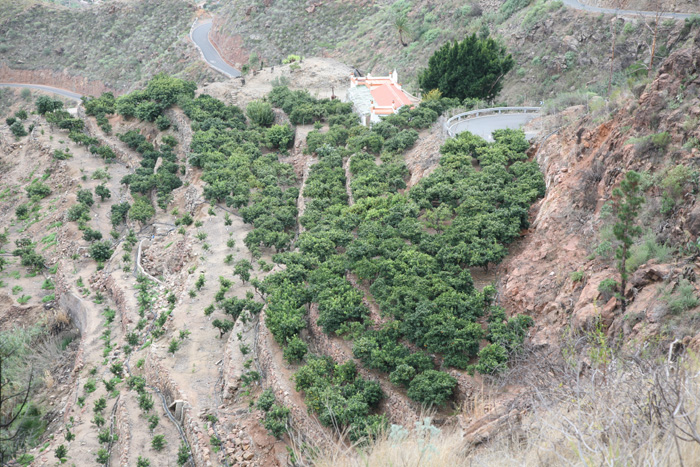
<box><xmin>612</xmin><ymin>170</ymin><xmax>644</xmax><ymax>314</ymax></box>
<box><xmin>418</xmin><ymin>34</ymin><xmax>515</xmax><ymax>101</ymax></box>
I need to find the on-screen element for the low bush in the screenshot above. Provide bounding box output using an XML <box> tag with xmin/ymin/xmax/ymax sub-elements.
<box><xmin>407</xmin><ymin>370</ymin><xmax>457</xmax><ymax>407</ymax></box>
<box><xmin>247</xmin><ymin>100</ymin><xmax>275</xmax><ymax>127</ymax></box>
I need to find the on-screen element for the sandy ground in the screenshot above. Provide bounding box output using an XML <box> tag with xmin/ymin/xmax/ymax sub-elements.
<box><xmin>199</xmin><ymin>57</ymin><xmax>354</xmax><ymax>108</ymax></box>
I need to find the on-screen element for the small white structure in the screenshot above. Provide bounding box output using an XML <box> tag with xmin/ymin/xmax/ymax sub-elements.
<box><xmin>347</xmin><ymin>70</ymin><xmax>414</xmax><ymax>125</ymax></box>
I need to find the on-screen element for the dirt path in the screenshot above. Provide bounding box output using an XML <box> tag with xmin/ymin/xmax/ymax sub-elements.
<box><xmin>343</xmin><ymin>155</ymin><xmax>355</xmax><ymax>207</ymax></box>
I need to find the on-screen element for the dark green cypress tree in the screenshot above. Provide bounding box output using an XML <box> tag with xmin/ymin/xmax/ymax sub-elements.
<box><xmin>418</xmin><ymin>34</ymin><xmax>515</xmax><ymax>101</ymax></box>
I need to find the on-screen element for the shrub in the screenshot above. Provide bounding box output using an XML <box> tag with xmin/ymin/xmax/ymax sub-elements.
<box><xmin>660</xmin><ymin>164</ymin><xmax>696</xmax><ymax>214</ymax></box>
<box><xmin>294</xmin><ymin>357</ymin><xmax>384</xmax><ymax>433</ymax></box>
<box><xmin>234</xmin><ymin>259</ymin><xmax>252</xmax><ymax>283</ymax></box>
<box><xmin>598</xmin><ymin>278</ymin><xmax>619</xmax><ymax>299</ymax></box>
<box><xmin>151</xmin><ymin>434</ymin><xmax>166</xmax><ymax>451</ymax></box>
<box><xmin>266</xmin><ymin>124</ymin><xmax>294</xmax><ymax>149</ymax></box>
<box><xmin>54</xmin><ymin>444</ymin><xmax>67</xmax><ymax>462</ymax></box>
<box><xmin>195</xmin><ymin>273</ymin><xmax>206</xmax><ymax>290</ymax></box>
<box><xmin>626</xmin><ymin>232</ymin><xmax>673</xmax><ymax>273</ymax></box>
<box><xmin>162</xmin><ymin>135</ymin><xmax>178</xmax><ymax>147</ymax></box>
<box><xmin>138</xmin><ymin>392</ymin><xmax>154</xmax><ymax>412</ymax></box>
<box><xmin>570</xmin><ymin>271</ymin><xmax>585</xmax><ymax>282</ymax></box>
<box><xmin>53</xmin><ymin>149</ymin><xmax>72</xmax><ymax>160</ymax></box>
<box><xmin>67</xmin><ymin>203</ymin><xmax>90</xmax><ymax>222</ymax></box>
<box><xmin>83</xmin><ymin>228</ymin><xmax>103</xmax><ymax>242</ymax></box>
<box><xmin>384</xmin><ymin>129</ymin><xmax>419</xmax><ymax>153</ymax></box>
<box><xmin>247</xmin><ymin>100</ymin><xmax>275</xmax><ymax>127</ymax></box>
<box><xmin>263</xmin><ymin>404</ymin><xmax>289</xmax><ymax>438</ymax></box>
<box><xmin>283</xmin><ymin>54</ymin><xmax>302</xmax><ymax>64</ymax></box>
<box><xmin>177</xmin><ymin>443</ymin><xmax>190</xmax><ymax>466</ymax></box>
<box><xmin>651</xmin><ymin>132</ymin><xmax>671</xmax><ymax>151</ymax></box>
<box><xmin>389</xmin><ymin>364</ymin><xmax>416</xmax><ymax>388</ymax></box>
<box><xmin>256</xmin><ymin>388</ymin><xmax>276</xmax><ymax>412</ymax></box>
<box><xmin>110</xmin><ymin>202</ymin><xmax>130</xmax><ymax>227</ymax></box>
<box><xmin>89</xmin><ymin>241</ymin><xmax>113</xmax><ymax>262</ymax></box>
<box><xmin>663</xmin><ymin>279</ymin><xmax>699</xmax><ymax>314</ymax></box>
<box><xmin>407</xmin><ymin>370</ymin><xmax>456</xmax><ymax>407</ymax></box>
<box><xmin>96</xmin><ymin>448</ymin><xmax>109</xmax><ymax>464</ymax></box>
<box><xmin>26</xmin><ymin>181</ymin><xmax>51</xmax><ymax>199</ymax></box>
<box><xmin>283</xmin><ymin>335</ymin><xmax>308</xmax><ymax>364</ymax></box>
<box><xmin>155</xmin><ymin>114</ymin><xmax>171</xmax><ymax>131</ymax></box>
<box><xmin>15</xmin><ymin>204</ymin><xmax>29</xmax><ymax>220</ymax></box>
<box><xmin>17</xmin><ymin>295</ymin><xmax>31</xmax><ymax>305</ymax></box>
<box><xmin>176</xmin><ymin>212</ymin><xmax>193</xmax><ymax>226</ymax></box>
<box><xmin>77</xmin><ymin>189</ymin><xmax>94</xmax><ymax>206</ymax></box>
<box><xmin>474</xmin><ymin>343</ymin><xmax>508</xmax><ymax>374</ymax></box>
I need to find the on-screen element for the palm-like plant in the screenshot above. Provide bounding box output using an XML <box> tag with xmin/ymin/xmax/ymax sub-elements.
<box><xmin>394</xmin><ymin>15</ymin><xmax>410</xmax><ymax>47</ymax></box>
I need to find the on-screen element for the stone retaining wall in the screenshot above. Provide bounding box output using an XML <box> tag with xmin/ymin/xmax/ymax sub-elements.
<box><xmin>112</xmin><ymin>398</ymin><xmax>131</xmax><ymax>467</ymax></box>
<box><xmin>255</xmin><ymin>314</ymin><xmax>331</xmax><ymax>448</ymax></box>
<box><xmin>101</xmin><ymin>275</ymin><xmax>133</xmax><ymax>334</ymax></box>
<box><xmin>79</xmin><ymin>107</ymin><xmax>140</xmax><ymax>168</ymax></box>
<box><xmin>144</xmin><ymin>356</ymin><xmax>214</xmax><ymax>467</ymax></box>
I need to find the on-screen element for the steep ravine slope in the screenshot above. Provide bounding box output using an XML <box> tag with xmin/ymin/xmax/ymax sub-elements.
<box><xmin>500</xmin><ymin>30</ymin><xmax>700</xmax><ymax>351</ymax></box>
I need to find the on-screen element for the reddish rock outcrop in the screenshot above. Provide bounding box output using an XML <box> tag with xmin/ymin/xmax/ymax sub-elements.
<box><xmin>499</xmin><ymin>32</ymin><xmax>700</xmax><ymax>348</ymax></box>
<box><xmin>0</xmin><ymin>64</ymin><xmax>112</xmax><ymax>96</ymax></box>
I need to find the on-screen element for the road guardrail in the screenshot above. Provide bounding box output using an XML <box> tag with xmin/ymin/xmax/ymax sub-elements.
<box><xmin>444</xmin><ymin>106</ymin><xmax>541</xmax><ymax>137</ymax></box>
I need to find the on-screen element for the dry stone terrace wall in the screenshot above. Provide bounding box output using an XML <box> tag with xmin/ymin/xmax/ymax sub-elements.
<box><xmin>101</xmin><ymin>275</ymin><xmax>132</xmax><ymax>334</ymax></box>
<box><xmin>255</xmin><ymin>314</ymin><xmax>331</xmax><ymax>449</ymax></box>
<box><xmin>164</xmin><ymin>107</ymin><xmax>194</xmax><ymax>176</ymax></box>
<box><xmin>143</xmin><ymin>356</ymin><xmax>214</xmax><ymax>466</ymax></box>
<box><xmin>112</xmin><ymin>398</ymin><xmax>131</xmax><ymax>467</ymax></box>
<box><xmin>78</xmin><ymin>106</ymin><xmax>142</xmax><ymax>168</ymax></box>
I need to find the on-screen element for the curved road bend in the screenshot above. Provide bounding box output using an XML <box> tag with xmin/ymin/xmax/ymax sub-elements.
<box><xmin>451</xmin><ymin>113</ymin><xmax>540</xmax><ymax>141</ymax></box>
<box><xmin>190</xmin><ymin>21</ymin><xmax>241</xmax><ymax>78</ymax></box>
<box><xmin>562</xmin><ymin>0</ymin><xmax>697</xmax><ymax>19</ymax></box>
<box><xmin>0</xmin><ymin>83</ymin><xmax>82</xmax><ymax>101</ymax></box>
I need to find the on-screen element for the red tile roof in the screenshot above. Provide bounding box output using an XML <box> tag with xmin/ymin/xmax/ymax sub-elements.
<box><xmin>370</xmin><ymin>83</ymin><xmax>412</xmax><ymax>110</ymax></box>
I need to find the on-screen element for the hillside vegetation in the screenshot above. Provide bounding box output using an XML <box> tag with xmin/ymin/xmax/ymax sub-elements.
<box><xmin>213</xmin><ymin>0</ymin><xmax>700</xmax><ymax>102</ymax></box>
<box><xmin>0</xmin><ymin>0</ymin><xmax>218</xmax><ymax>90</ymax></box>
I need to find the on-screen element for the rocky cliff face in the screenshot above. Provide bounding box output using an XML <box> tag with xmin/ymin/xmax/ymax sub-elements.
<box><xmin>500</xmin><ymin>31</ymin><xmax>700</xmax><ymax>351</ymax></box>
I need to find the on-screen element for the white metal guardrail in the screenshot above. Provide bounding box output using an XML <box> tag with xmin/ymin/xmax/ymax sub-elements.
<box><xmin>444</xmin><ymin>106</ymin><xmax>541</xmax><ymax>137</ymax></box>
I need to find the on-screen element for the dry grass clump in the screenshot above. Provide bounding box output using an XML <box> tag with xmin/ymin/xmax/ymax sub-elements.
<box><xmin>472</xmin><ymin>348</ymin><xmax>700</xmax><ymax>467</ymax></box>
<box><xmin>312</xmin><ymin>418</ymin><xmax>469</xmax><ymax>467</ymax></box>
<box><xmin>310</xmin><ymin>343</ymin><xmax>700</xmax><ymax>466</ymax></box>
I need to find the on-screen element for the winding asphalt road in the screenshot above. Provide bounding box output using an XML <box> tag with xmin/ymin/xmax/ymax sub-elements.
<box><xmin>0</xmin><ymin>83</ymin><xmax>82</xmax><ymax>101</ymax></box>
<box><xmin>562</xmin><ymin>0</ymin><xmax>697</xmax><ymax>19</ymax></box>
<box><xmin>190</xmin><ymin>20</ymin><xmax>241</xmax><ymax>78</ymax></box>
